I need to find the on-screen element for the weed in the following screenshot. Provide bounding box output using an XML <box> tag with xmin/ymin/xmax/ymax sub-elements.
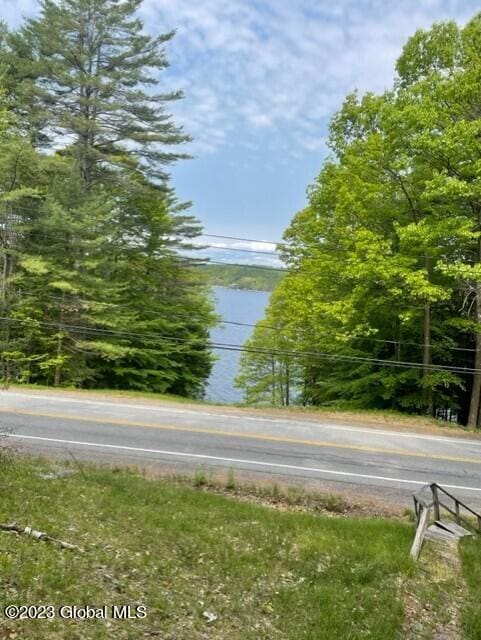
<box><xmin>193</xmin><ymin>468</ymin><xmax>208</xmax><ymax>487</ymax></box>
<box><xmin>226</xmin><ymin>468</ymin><xmax>236</xmax><ymax>490</ymax></box>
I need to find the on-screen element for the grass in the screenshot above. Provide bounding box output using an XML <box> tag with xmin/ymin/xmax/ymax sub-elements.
<box><xmin>0</xmin><ymin>456</ymin><xmax>475</xmax><ymax>639</ymax></box>
<box><xmin>460</xmin><ymin>536</ymin><xmax>481</xmax><ymax>639</ymax></box>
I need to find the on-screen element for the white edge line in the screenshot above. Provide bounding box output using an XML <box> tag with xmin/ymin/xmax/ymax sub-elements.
<box><xmin>2</xmin><ymin>392</ymin><xmax>481</xmax><ymax>447</ymax></box>
<box><xmin>8</xmin><ymin>433</ymin><xmax>481</xmax><ymax>494</ymax></box>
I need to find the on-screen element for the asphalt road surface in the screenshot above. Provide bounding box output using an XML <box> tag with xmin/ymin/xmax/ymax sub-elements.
<box><xmin>1</xmin><ymin>390</ymin><xmax>481</xmax><ymax>508</ymax></box>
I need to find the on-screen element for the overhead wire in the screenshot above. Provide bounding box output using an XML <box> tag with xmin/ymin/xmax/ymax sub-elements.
<box><xmin>1</xmin><ymin>207</ymin><xmax>477</xmax><ymax>264</ymax></box>
<box><xmin>15</xmin><ymin>288</ymin><xmax>478</xmax><ymax>353</ymax></box>
<box><xmin>197</xmin><ymin>232</ymin><xmax>478</xmax><ymax>264</ymax></box>
<box><xmin>0</xmin><ymin>216</ymin><xmax>478</xmax><ymax>370</ymax></box>
<box><xmin>0</xmin><ymin>315</ymin><xmax>478</xmax><ymax>375</ymax></box>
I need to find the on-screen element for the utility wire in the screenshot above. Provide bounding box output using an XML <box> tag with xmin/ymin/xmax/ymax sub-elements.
<box><xmin>189</xmin><ymin>243</ymin><xmax>279</xmax><ymax>256</ymax></box>
<box><xmin>199</xmin><ymin>233</ymin><xmax>478</xmax><ymax>264</ymax></box>
<box><xmin>2</xmin><ymin>216</ymin><xmax>477</xmax><ymax>264</ymax></box>
<box><xmin>201</xmin><ymin>233</ymin><xmax>283</xmax><ymax>246</ymax></box>
<box><xmin>15</xmin><ymin>289</ymin><xmax>478</xmax><ymax>353</ymax></box>
<box><xmin>5</xmin><ymin>228</ymin><xmax>285</xmax><ymax>272</ymax></box>
<box><xmin>195</xmin><ymin>260</ymin><xmax>285</xmax><ymax>272</ymax></box>
<box><xmin>0</xmin><ymin>316</ymin><xmax>479</xmax><ymax>375</ymax></box>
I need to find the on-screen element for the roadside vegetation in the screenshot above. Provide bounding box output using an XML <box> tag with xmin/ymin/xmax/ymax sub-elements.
<box><xmin>0</xmin><ymin>456</ymin><xmax>478</xmax><ymax>639</ymax></box>
<box><xmin>8</xmin><ymin>383</ymin><xmax>222</xmax><ymax>406</ymax></box>
<box><xmin>460</xmin><ymin>537</ymin><xmax>481</xmax><ymax>639</ymax></box>
<box><xmin>236</xmin><ymin>15</ymin><xmax>481</xmax><ymax>429</ymax></box>
<box><xmin>0</xmin><ymin>0</ymin><xmax>215</xmax><ymax>397</ymax></box>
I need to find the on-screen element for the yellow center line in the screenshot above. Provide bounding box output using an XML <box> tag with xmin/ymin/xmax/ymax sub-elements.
<box><xmin>1</xmin><ymin>407</ymin><xmax>481</xmax><ymax>465</ymax></box>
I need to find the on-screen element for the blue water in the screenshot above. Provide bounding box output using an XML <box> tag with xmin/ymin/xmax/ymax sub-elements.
<box><xmin>205</xmin><ymin>286</ymin><xmax>270</xmax><ymax>403</ymax></box>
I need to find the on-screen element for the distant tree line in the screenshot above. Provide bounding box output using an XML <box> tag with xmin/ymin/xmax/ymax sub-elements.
<box><xmin>201</xmin><ymin>264</ymin><xmax>284</xmax><ymax>292</ymax></box>
<box><xmin>237</xmin><ymin>15</ymin><xmax>481</xmax><ymax>427</ymax></box>
<box><xmin>0</xmin><ymin>0</ymin><xmax>215</xmax><ymax>395</ymax></box>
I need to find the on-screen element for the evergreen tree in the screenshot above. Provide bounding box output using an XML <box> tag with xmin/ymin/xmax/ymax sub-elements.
<box><xmin>23</xmin><ymin>0</ymin><xmax>189</xmax><ymax>186</ymax></box>
<box><xmin>0</xmin><ymin>0</ymin><xmax>215</xmax><ymax>396</ymax></box>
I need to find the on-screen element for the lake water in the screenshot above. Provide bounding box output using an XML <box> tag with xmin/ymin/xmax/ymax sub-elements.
<box><xmin>205</xmin><ymin>286</ymin><xmax>270</xmax><ymax>403</ymax></box>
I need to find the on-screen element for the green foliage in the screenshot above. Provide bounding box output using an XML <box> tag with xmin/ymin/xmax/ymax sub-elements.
<box><xmin>0</xmin><ymin>0</ymin><xmax>214</xmax><ymax>396</ymax></box>
<box><xmin>22</xmin><ymin>0</ymin><xmax>190</xmax><ymax>185</ymax></box>
<box><xmin>200</xmin><ymin>263</ymin><xmax>284</xmax><ymax>291</ymax></box>
<box><xmin>0</xmin><ymin>457</ymin><xmax>431</xmax><ymax>640</ymax></box>
<box><xmin>235</xmin><ymin>287</ymin><xmax>299</xmax><ymax>406</ymax></box>
<box><xmin>237</xmin><ymin>13</ymin><xmax>481</xmax><ymax>424</ymax></box>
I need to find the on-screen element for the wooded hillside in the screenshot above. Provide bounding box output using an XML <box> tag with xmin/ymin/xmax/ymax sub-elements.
<box><xmin>237</xmin><ymin>15</ymin><xmax>481</xmax><ymax>426</ymax></box>
<box><xmin>200</xmin><ymin>264</ymin><xmax>284</xmax><ymax>291</ymax></box>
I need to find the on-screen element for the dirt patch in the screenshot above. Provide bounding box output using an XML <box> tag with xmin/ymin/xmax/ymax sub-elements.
<box><xmin>402</xmin><ymin>540</ymin><xmax>467</xmax><ymax>639</ymax></box>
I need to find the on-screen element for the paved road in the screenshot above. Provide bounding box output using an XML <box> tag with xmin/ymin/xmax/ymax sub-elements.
<box><xmin>1</xmin><ymin>390</ymin><xmax>481</xmax><ymax>508</ymax></box>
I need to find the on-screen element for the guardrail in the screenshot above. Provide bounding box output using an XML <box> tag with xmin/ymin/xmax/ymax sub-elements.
<box><xmin>410</xmin><ymin>482</ymin><xmax>480</xmax><ymax>560</ymax></box>
<box><xmin>413</xmin><ymin>483</ymin><xmax>481</xmax><ymax>534</ymax></box>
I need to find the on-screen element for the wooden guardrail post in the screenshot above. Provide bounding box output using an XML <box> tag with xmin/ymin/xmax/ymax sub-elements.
<box><xmin>410</xmin><ymin>505</ymin><xmax>431</xmax><ymax>561</ymax></box>
<box><xmin>431</xmin><ymin>484</ymin><xmax>440</xmax><ymax>521</ymax></box>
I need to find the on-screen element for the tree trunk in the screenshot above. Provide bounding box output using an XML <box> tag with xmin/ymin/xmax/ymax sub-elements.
<box><xmin>54</xmin><ymin>298</ymin><xmax>64</xmax><ymax>387</ymax></box>
<box><xmin>54</xmin><ymin>337</ymin><xmax>62</xmax><ymax>387</ymax></box>
<box><xmin>285</xmin><ymin>360</ymin><xmax>290</xmax><ymax>407</ymax></box>
<box><xmin>422</xmin><ymin>254</ymin><xmax>433</xmax><ymax>415</ymax></box>
<box><xmin>278</xmin><ymin>371</ymin><xmax>285</xmax><ymax>407</ymax></box>
<box><xmin>391</xmin><ymin>322</ymin><xmax>401</xmax><ymax>410</ymax></box>
<box><xmin>1</xmin><ymin>205</ymin><xmax>14</xmax><ymax>386</ymax></box>
<box><xmin>468</xmin><ymin>282</ymin><xmax>481</xmax><ymax>428</ymax></box>
<box><xmin>422</xmin><ymin>300</ymin><xmax>433</xmax><ymax>416</ymax></box>
<box><xmin>270</xmin><ymin>355</ymin><xmax>276</xmax><ymax>405</ymax></box>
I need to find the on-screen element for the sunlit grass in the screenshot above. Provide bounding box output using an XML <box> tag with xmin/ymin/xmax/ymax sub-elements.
<box><xmin>0</xmin><ymin>456</ymin><xmax>421</xmax><ymax>639</ymax></box>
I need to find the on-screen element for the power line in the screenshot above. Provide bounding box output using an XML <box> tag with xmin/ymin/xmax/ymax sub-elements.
<box><xmin>201</xmin><ymin>233</ymin><xmax>283</xmax><ymax>246</ymax></box>
<box><xmin>2</xmin><ymin>225</ymin><xmax>479</xmax><ymax>286</ymax></box>
<box><xmin>0</xmin><ymin>317</ymin><xmax>208</xmax><ymax>350</ymax></box>
<box><xmin>3</xmin><ymin>228</ymin><xmax>285</xmax><ymax>272</ymax></box>
<box><xmin>199</xmin><ymin>233</ymin><xmax>478</xmax><ymax>264</ymax></box>
<box><xmin>2</xmin><ymin>213</ymin><xmax>477</xmax><ymax>264</ymax></box>
<box><xmin>16</xmin><ymin>289</ymin><xmax>477</xmax><ymax>353</ymax></box>
<box><xmin>189</xmin><ymin>243</ymin><xmax>279</xmax><ymax>257</ymax></box>
<box><xmin>213</xmin><ymin>342</ymin><xmax>478</xmax><ymax>374</ymax></box>
<box><xmin>196</xmin><ymin>260</ymin><xmax>285</xmax><ymax>272</ymax></box>
<box><xmin>0</xmin><ymin>315</ymin><xmax>478</xmax><ymax>375</ymax></box>
<box><xmin>360</xmin><ymin>336</ymin><xmax>476</xmax><ymax>353</ymax></box>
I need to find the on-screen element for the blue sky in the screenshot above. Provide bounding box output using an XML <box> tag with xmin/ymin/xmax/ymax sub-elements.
<box><xmin>3</xmin><ymin>0</ymin><xmax>481</xmax><ymax>263</ymax></box>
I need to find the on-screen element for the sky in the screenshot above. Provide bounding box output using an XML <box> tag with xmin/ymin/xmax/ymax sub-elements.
<box><xmin>2</xmin><ymin>0</ymin><xmax>481</xmax><ymax>264</ymax></box>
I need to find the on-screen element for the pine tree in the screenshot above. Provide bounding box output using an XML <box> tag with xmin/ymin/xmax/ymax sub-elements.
<box><xmin>0</xmin><ymin>0</ymin><xmax>215</xmax><ymax>395</ymax></box>
<box><xmin>23</xmin><ymin>0</ymin><xmax>190</xmax><ymax>186</ymax></box>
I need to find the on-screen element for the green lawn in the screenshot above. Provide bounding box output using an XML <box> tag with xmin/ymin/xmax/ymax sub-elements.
<box><xmin>460</xmin><ymin>536</ymin><xmax>481</xmax><ymax>639</ymax></box>
<box><xmin>0</xmin><ymin>456</ymin><xmax>475</xmax><ymax>639</ymax></box>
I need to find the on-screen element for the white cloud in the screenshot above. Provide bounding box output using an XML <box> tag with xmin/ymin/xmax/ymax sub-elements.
<box><xmin>190</xmin><ymin>236</ymin><xmax>282</xmax><ymax>266</ymax></box>
<box><xmin>4</xmin><ymin>0</ymin><xmax>478</xmax><ymax>158</ymax></box>
<box><xmin>140</xmin><ymin>0</ymin><xmax>478</xmax><ymax>156</ymax></box>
